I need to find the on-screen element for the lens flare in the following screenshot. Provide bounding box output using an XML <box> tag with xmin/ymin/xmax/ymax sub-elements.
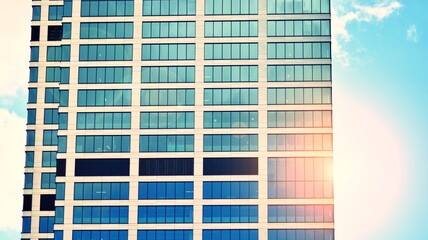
<box><xmin>334</xmin><ymin>91</ymin><xmax>406</xmax><ymax>240</ymax></box>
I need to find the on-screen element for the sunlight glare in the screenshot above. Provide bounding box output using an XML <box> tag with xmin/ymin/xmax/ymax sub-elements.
<box><xmin>334</xmin><ymin>91</ymin><xmax>406</xmax><ymax>240</ymax></box>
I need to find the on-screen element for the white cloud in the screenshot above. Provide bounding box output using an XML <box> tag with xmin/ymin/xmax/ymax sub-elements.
<box><xmin>332</xmin><ymin>0</ymin><xmax>402</xmax><ymax>66</ymax></box>
<box><xmin>0</xmin><ymin>109</ymin><xmax>26</xmax><ymax>231</ymax></box>
<box><xmin>406</xmin><ymin>24</ymin><xmax>419</xmax><ymax>43</ymax></box>
<box><xmin>353</xmin><ymin>1</ymin><xmax>402</xmax><ymax>21</ymax></box>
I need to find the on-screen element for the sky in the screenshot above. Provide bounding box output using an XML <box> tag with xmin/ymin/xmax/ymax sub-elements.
<box><xmin>0</xmin><ymin>0</ymin><xmax>427</xmax><ymax>239</ymax></box>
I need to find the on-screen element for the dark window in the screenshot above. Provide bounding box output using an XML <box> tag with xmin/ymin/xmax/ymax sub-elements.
<box><xmin>40</xmin><ymin>194</ymin><xmax>56</xmax><ymax>211</ymax></box>
<box><xmin>48</xmin><ymin>26</ymin><xmax>63</xmax><ymax>41</ymax></box>
<box><xmin>203</xmin><ymin>158</ymin><xmax>258</xmax><ymax>175</ymax></box>
<box><xmin>75</xmin><ymin>159</ymin><xmax>130</xmax><ymax>176</ymax></box>
<box><xmin>23</xmin><ymin>195</ymin><xmax>32</xmax><ymax>211</ymax></box>
<box><xmin>57</xmin><ymin>159</ymin><xmax>66</xmax><ymax>177</ymax></box>
<box><xmin>139</xmin><ymin>158</ymin><xmax>194</xmax><ymax>176</ymax></box>
<box><xmin>31</xmin><ymin>26</ymin><xmax>40</xmax><ymax>41</ymax></box>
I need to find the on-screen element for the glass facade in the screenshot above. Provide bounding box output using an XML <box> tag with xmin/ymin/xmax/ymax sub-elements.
<box><xmin>23</xmin><ymin>0</ymin><xmax>333</xmax><ymax>239</ymax></box>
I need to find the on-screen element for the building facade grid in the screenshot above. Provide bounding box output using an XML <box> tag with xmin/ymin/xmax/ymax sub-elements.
<box><xmin>23</xmin><ymin>0</ymin><xmax>333</xmax><ymax>239</ymax></box>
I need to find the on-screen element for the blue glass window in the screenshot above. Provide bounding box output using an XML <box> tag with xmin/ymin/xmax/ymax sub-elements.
<box><xmin>73</xmin><ymin>206</ymin><xmax>129</xmax><ymax>224</ymax></box>
<box><xmin>204</xmin><ymin>111</ymin><xmax>258</xmax><ymax>128</ymax></box>
<box><xmin>29</xmin><ymin>67</ymin><xmax>38</xmax><ymax>82</ymax></box>
<box><xmin>59</xmin><ymin>113</ymin><xmax>68</xmax><ymax>130</ymax></box>
<box><xmin>138</xmin><ymin>206</ymin><xmax>193</xmax><ymax>223</ymax></box>
<box><xmin>204</xmin><ymin>88</ymin><xmax>258</xmax><ymax>105</ymax></box>
<box><xmin>30</xmin><ymin>46</ymin><xmax>39</xmax><ymax>62</ymax></box>
<box><xmin>267</xmin><ymin>42</ymin><xmax>331</xmax><ymax>59</ymax></box>
<box><xmin>46</xmin><ymin>67</ymin><xmax>70</xmax><ymax>83</ymax></box>
<box><xmin>27</xmin><ymin>109</ymin><xmax>36</xmax><ymax>125</ymax></box>
<box><xmin>268</xmin><ymin>205</ymin><xmax>334</xmax><ymax>223</ymax></box>
<box><xmin>62</xmin><ymin>23</ymin><xmax>72</xmax><ymax>39</ymax></box>
<box><xmin>267</xmin><ymin>110</ymin><xmax>332</xmax><ymax>128</ymax></box>
<box><xmin>57</xmin><ymin>136</ymin><xmax>67</xmax><ymax>153</ymax></box>
<box><xmin>205</xmin><ymin>21</ymin><xmax>258</xmax><ymax>37</ymax></box>
<box><xmin>25</xmin><ymin>151</ymin><xmax>34</xmax><ymax>168</ymax></box>
<box><xmin>143</xmin><ymin>0</ymin><xmax>196</xmax><ymax>16</ymax></box>
<box><xmin>268</xmin><ymin>65</ymin><xmax>331</xmax><ymax>82</ymax></box>
<box><xmin>78</xmin><ymin>67</ymin><xmax>132</xmax><ymax>84</ymax></box>
<box><xmin>203</xmin><ymin>205</ymin><xmax>258</xmax><ymax>223</ymax></box>
<box><xmin>81</xmin><ymin>0</ymin><xmax>134</xmax><ymax>17</ymax></box>
<box><xmin>80</xmin><ymin>22</ymin><xmax>133</xmax><ymax>39</ymax></box>
<box><xmin>24</xmin><ymin>173</ymin><xmax>33</xmax><ymax>189</ymax></box>
<box><xmin>55</xmin><ymin>207</ymin><xmax>64</xmax><ymax>224</ymax></box>
<box><xmin>268</xmin><ymin>157</ymin><xmax>334</xmax><ymax>199</ymax></box>
<box><xmin>267</xmin><ymin>87</ymin><xmax>332</xmax><ymax>105</ymax></box>
<box><xmin>55</xmin><ymin>230</ymin><xmax>64</xmax><ymax>240</ymax></box>
<box><xmin>39</xmin><ymin>216</ymin><xmax>54</xmax><ymax>233</ymax></box>
<box><xmin>142</xmin><ymin>44</ymin><xmax>195</xmax><ymax>61</ymax></box>
<box><xmin>204</xmin><ymin>65</ymin><xmax>258</xmax><ymax>82</ymax></box>
<box><xmin>43</xmin><ymin>130</ymin><xmax>58</xmax><ymax>146</ymax></box>
<box><xmin>141</xmin><ymin>66</ymin><xmax>195</xmax><ymax>83</ymax></box>
<box><xmin>142</xmin><ymin>21</ymin><xmax>196</xmax><ymax>38</ymax></box>
<box><xmin>77</xmin><ymin>112</ymin><xmax>131</xmax><ymax>129</ymax></box>
<box><xmin>44</xmin><ymin>108</ymin><xmax>59</xmax><ymax>124</ymax></box>
<box><xmin>28</xmin><ymin>88</ymin><xmax>37</xmax><ymax>103</ymax></box>
<box><xmin>22</xmin><ymin>217</ymin><xmax>31</xmax><ymax>233</ymax></box>
<box><xmin>205</xmin><ymin>0</ymin><xmax>258</xmax><ymax>15</ymax></box>
<box><xmin>268</xmin><ymin>20</ymin><xmax>330</xmax><ymax>37</ymax></box>
<box><xmin>32</xmin><ymin>6</ymin><xmax>41</xmax><ymax>21</ymax></box>
<box><xmin>59</xmin><ymin>90</ymin><xmax>69</xmax><ymax>107</ymax></box>
<box><xmin>205</xmin><ymin>43</ymin><xmax>258</xmax><ymax>60</ymax></box>
<box><xmin>268</xmin><ymin>229</ymin><xmax>335</xmax><ymax>240</ymax></box>
<box><xmin>138</xmin><ymin>230</ymin><xmax>193</xmax><ymax>240</ymax></box>
<box><xmin>139</xmin><ymin>135</ymin><xmax>194</xmax><ymax>152</ymax></box>
<box><xmin>74</xmin><ymin>182</ymin><xmax>129</xmax><ymax>200</ymax></box>
<box><xmin>267</xmin><ymin>0</ymin><xmax>330</xmax><ymax>14</ymax></box>
<box><xmin>41</xmin><ymin>173</ymin><xmax>56</xmax><ymax>189</ymax></box>
<box><xmin>42</xmin><ymin>151</ymin><xmax>57</xmax><ymax>167</ymax></box>
<box><xmin>267</xmin><ymin>133</ymin><xmax>333</xmax><ymax>151</ymax></box>
<box><xmin>56</xmin><ymin>182</ymin><xmax>65</xmax><ymax>200</ymax></box>
<box><xmin>203</xmin><ymin>229</ymin><xmax>258</xmax><ymax>240</ymax></box>
<box><xmin>138</xmin><ymin>182</ymin><xmax>193</xmax><ymax>199</ymax></box>
<box><xmin>203</xmin><ymin>181</ymin><xmax>258</xmax><ymax>199</ymax></box>
<box><xmin>75</xmin><ymin>135</ymin><xmax>131</xmax><ymax>153</ymax></box>
<box><xmin>141</xmin><ymin>89</ymin><xmax>195</xmax><ymax>106</ymax></box>
<box><xmin>26</xmin><ymin>130</ymin><xmax>35</xmax><ymax>146</ymax></box>
<box><xmin>79</xmin><ymin>44</ymin><xmax>133</xmax><ymax>61</ymax></box>
<box><xmin>77</xmin><ymin>89</ymin><xmax>132</xmax><ymax>106</ymax></box>
<box><xmin>72</xmin><ymin>230</ymin><xmax>128</xmax><ymax>240</ymax></box>
<box><xmin>203</xmin><ymin>134</ymin><xmax>258</xmax><ymax>152</ymax></box>
<box><xmin>47</xmin><ymin>45</ymin><xmax>70</xmax><ymax>62</ymax></box>
<box><xmin>45</xmin><ymin>87</ymin><xmax>60</xmax><ymax>103</ymax></box>
<box><xmin>140</xmin><ymin>112</ymin><xmax>194</xmax><ymax>129</ymax></box>
<box><xmin>49</xmin><ymin>5</ymin><xmax>63</xmax><ymax>20</ymax></box>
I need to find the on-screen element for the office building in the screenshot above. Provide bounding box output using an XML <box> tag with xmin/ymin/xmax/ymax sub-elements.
<box><xmin>22</xmin><ymin>0</ymin><xmax>334</xmax><ymax>239</ymax></box>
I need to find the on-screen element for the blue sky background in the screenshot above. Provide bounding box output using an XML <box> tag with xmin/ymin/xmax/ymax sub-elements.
<box><xmin>0</xmin><ymin>0</ymin><xmax>427</xmax><ymax>239</ymax></box>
